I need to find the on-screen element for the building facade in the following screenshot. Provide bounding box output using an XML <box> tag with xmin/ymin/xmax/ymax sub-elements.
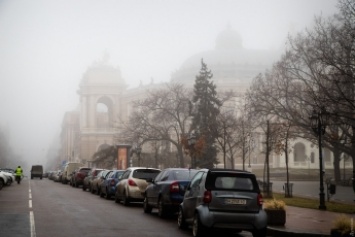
<box><xmin>58</xmin><ymin>27</ymin><xmax>352</xmax><ymax>172</ymax></box>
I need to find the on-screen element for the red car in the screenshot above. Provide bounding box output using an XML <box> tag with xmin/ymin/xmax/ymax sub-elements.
<box><xmin>71</xmin><ymin>167</ymin><xmax>91</xmax><ymax>187</ymax></box>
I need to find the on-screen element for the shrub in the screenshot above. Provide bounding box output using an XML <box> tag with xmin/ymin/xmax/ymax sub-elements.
<box><xmin>264</xmin><ymin>198</ymin><xmax>286</xmax><ymax>210</ymax></box>
<box><xmin>331</xmin><ymin>214</ymin><xmax>352</xmax><ymax>235</ymax></box>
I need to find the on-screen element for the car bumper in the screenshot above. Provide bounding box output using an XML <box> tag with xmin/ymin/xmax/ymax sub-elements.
<box><xmin>197</xmin><ymin>206</ymin><xmax>267</xmax><ymax>230</ymax></box>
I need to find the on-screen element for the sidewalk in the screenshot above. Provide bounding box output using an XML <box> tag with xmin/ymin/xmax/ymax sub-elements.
<box><xmin>266</xmin><ymin>205</ymin><xmax>355</xmax><ymax>237</ymax></box>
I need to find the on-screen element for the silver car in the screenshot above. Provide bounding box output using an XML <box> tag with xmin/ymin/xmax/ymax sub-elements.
<box><xmin>178</xmin><ymin>169</ymin><xmax>267</xmax><ymax>237</ymax></box>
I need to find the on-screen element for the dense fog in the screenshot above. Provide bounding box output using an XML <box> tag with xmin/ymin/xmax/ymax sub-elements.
<box><xmin>0</xmin><ymin>0</ymin><xmax>338</xmax><ymax>170</ymax></box>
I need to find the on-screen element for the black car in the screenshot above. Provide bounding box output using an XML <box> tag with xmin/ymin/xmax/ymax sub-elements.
<box><xmin>178</xmin><ymin>169</ymin><xmax>267</xmax><ymax>237</ymax></box>
<box><xmin>143</xmin><ymin>168</ymin><xmax>198</xmax><ymax>217</ymax></box>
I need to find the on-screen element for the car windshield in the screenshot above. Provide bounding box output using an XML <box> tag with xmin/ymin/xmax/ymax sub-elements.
<box><xmin>132</xmin><ymin>169</ymin><xmax>160</xmax><ymax>180</ymax></box>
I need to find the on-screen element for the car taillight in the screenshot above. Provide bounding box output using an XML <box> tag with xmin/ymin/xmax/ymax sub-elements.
<box><xmin>128</xmin><ymin>179</ymin><xmax>137</xmax><ymax>186</ymax></box>
<box><xmin>110</xmin><ymin>179</ymin><xmax>115</xmax><ymax>186</ymax></box>
<box><xmin>203</xmin><ymin>190</ymin><xmax>212</xmax><ymax>204</ymax></box>
<box><xmin>170</xmin><ymin>181</ymin><xmax>179</xmax><ymax>193</ymax></box>
<box><xmin>257</xmin><ymin>193</ymin><xmax>263</xmax><ymax>206</ymax></box>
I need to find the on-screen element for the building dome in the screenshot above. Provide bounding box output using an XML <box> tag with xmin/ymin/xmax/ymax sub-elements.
<box><xmin>80</xmin><ymin>53</ymin><xmax>127</xmax><ymax>88</ymax></box>
<box><xmin>215</xmin><ymin>25</ymin><xmax>243</xmax><ymax>51</ymax></box>
<box><xmin>171</xmin><ymin>26</ymin><xmax>280</xmax><ymax>90</ymax></box>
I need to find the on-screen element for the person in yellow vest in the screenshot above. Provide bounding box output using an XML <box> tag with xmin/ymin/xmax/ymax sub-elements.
<box><xmin>15</xmin><ymin>166</ymin><xmax>23</xmax><ymax>184</ymax></box>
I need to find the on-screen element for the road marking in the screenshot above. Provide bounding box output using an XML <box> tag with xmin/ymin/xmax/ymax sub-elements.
<box><xmin>29</xmin><ymin>180</ymin><xmax>37</xmax><ymax>237</ymax></box>
<box><xmin>30</xmin><ymin>211</ymin><xmax>36</xmax><ymax>237</ymax></box>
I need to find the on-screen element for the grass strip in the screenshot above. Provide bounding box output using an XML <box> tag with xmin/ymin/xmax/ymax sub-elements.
<box><xmin>264</xmin><ymin>192</ymin><xmax>355</xmax><ymax>214</ymax></box>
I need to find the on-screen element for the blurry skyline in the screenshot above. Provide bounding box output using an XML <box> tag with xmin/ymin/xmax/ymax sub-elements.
<box><xmin>0</xmin><ymin>0</ymin><xmax>339</xmax><ymax>166</ymax></box>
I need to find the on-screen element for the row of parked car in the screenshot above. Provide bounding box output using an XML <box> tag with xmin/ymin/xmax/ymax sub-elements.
<box><xmin>46</xmin><ymin>166</ymin><xmax>268</xmax><ymax>237</ymax></box>
<box><xmin>0</xmin><ymin>168</ymin><xmax>16</xmax><ymax>190</ymax></box>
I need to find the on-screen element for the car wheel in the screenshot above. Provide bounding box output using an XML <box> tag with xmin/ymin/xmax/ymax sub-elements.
<box><xmin>192</xmin><ymin>213</ymin><xmax>207</xmax><ymax>237</ymax></box>
<box><xmin>97</xmin><ymin>186</ymin><xmax>101</xmax><ymax>196</ymax></box>
<box><xmin>100</xmin><ymin>190</ymin><xmax>105</xmax><ymax>198</ymax></box>
<box><xmin>122</xmin><ymin>191</ymin><xmax>130</xmax><ymax>206</ymax></box>
<box><xmin>0</xmin><ymin>178</ymin><xmax>4</xmax><ymax>190</ymax></box>
<box><xmin>157</xmin><ymin>198</ymin><xmax>167</xmax><ymax>218</ymax></box>
<box><xmin>115</xmin><ymin>193</ymin><xmax>120</xmax><ymax>203</ymax></box>
<box><xmin>252</xmin><ymin>228</ymin><xmax>267</xmax><ymax>237</ymax></box>
<box><xmin>82</xmin><ymin>185</ymin><xmax>86</xmax><ymax>191</ymax></box>
<box><xmin>105</xmin><ymin>189</ymin><xmax>111</xmax><ymax>200</ymax></box>
<box><xmin>143</xmin><ymin>196</ymin><xmax>152</xmax><ymax>214</ymax></box>
<box><xmin>91</xmin><ymin>186</ymin><xmax>95</xmax><ymax>194</ymax></box>
<box><xmin>177</xmin><ymin>207</ymin><xmax>187</xmax><ymax>230</ymax></box>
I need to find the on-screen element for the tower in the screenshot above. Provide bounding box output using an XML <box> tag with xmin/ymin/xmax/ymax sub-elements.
<box><xmin>77</xmin><ymin>56</ymin><xmax>127</xmax><ymax>165</ymax></box>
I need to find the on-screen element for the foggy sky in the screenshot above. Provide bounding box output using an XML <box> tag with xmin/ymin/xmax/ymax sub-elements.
<box><xmin>0</xmin><ymin>0</ymin><xmax>339</xmax><ymax>166</ymax></box>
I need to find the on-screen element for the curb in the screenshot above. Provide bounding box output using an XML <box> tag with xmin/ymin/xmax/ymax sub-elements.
<box><xmin>267</xmin><ymin>227</ymin><xmax>331</xmax><ymax>237</ymax></box>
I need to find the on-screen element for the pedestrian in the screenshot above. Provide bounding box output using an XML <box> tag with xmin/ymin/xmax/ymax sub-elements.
<box><xmin>15</xmin><ymin>166</ymin><xmax>23</xmax><ymax>184</ymax></box>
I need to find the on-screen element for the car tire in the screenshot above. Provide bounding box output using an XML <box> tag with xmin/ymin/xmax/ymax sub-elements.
<box><xmin>192</xmin><ymin>213</ymin><xmax>207</xmax><ymax>237</ymax></box>
<box><xmin>105</xmin><ymin>189</ymin><xmax>111</xmax><ymax>200</ymax></box>
<box><xmin>143</xmin><ymin>196</ymin><xmax>152</xmax><ymax>214</ymax></box>
<box><xmin>177</xmin><ymin>208</ymin><xmax>187</xmax><ymax>230</ymax></box>
<box><xmin>252</xmin><ymin>228</ymin><xmax>267</xmax><ymax>237</ymax></box>
<box><xmin>97</xmin><ymin>186</ymin><xmax>101</xmax><ymax>196</ymax></box>
<box><xmin>82</xmin><ymin>185</ymin><xmax>86</xmax><ymax>191</ymax></box>
<box><xmin>157</xmin><ymin>198</ymin><xmax>167</xmax><ymax>218</ymax></box>
<box><xmin>122</xmin><ymin>191</ymin><xmax>130</xmax><ymax>206</ymax></box>
<box><xmin>115</xmin><ymin>193</ymin><xmax>120</xmax><ymax>203</ymax></box>
<box><xmin>0</xmin><ymin>178</ymin><xmax>4</xmax><ymax>190</ymax></box>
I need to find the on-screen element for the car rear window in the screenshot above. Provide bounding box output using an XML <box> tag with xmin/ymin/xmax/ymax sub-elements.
<box><xmin>206</xmin><ymin>171</ymin><xmax>258</xmax><ymax>191</ymax></box>
<box><xmin>132</xmin><ymin>169</ymin><xmax>160</xmax><ymax>180</ymax></box>
<box><xmin>80</xmin><ymin>168</ymin><xmax>91</xmax><ymax>174</ymax></box>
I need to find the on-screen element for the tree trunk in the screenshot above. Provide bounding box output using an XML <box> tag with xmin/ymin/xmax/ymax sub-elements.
<box><xmin>177</xmin><ymin>146</ymin><xmax>185</xmax><ymax>168</ymax></box>
<box><xmin>332</xmin><ymin>147</ymin><xmax>341</xmax><ymax>183</ymax></box>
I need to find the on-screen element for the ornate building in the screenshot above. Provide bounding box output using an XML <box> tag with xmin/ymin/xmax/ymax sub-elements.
<box><xmin>58</xmin><ymin>26</ymin><xmax>352</xmax><ymax>172</ymax></box>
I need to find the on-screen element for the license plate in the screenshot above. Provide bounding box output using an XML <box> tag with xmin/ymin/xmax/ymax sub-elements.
<box><xmin>224</xmin><ymin>199</ymin><xmax>246</xmax><ymax>205</ymax></box>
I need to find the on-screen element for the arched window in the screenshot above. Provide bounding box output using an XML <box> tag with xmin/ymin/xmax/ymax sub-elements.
<box><xmin>323</xmin><ymin>148</ymin><xmax>331</xmax><ymax>162</ymax></box>
<box><xmin>310</xmin><ymin>152</ymin><xmax>315</xmax><ymax>163</ymax></box>
<box><xmin>293</xmin><ymin>143</ymin><xmax>306</xmax><ymax>162</ymax></box>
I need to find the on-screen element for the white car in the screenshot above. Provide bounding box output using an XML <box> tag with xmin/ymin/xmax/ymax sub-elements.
<box><xmin>0</xmin><ymin>170</ymin><xmax>14</xmax><ymax>186</ymax></box>
<box><xmin>0</xmin><ymin>172</ymin><xmax>9</xmax><ymax>190</ymax></box>
<box><xmin>115</xmin><ymin>167</ymin><xmax>161</xmax><ymax>205</ymax></box>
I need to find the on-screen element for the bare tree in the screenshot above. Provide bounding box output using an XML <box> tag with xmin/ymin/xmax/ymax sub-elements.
<box><xmin>118</xmin><ymin>83</ymin><xmax>192</xmax><ymax>168</ymax></box>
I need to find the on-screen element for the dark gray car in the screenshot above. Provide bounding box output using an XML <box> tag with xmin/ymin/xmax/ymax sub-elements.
<box><xmin>177</xmin><ymin>168</ymin><xmax>267</xmax><ymax>237</ymax></box>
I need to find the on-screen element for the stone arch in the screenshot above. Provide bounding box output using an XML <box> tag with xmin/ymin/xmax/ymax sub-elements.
<box><xmin>96</xmin><ymin>96</ymin><xmax>114</xmax><ymax>128</ymax></box>
<box><xmin>293</xmin><ymin>142</ymin><xmax>306</xmax><ymax>162</ymax></box>
<box><xmin>323</xmin><ymin>148</ymin><xmax>331</xmax><ymax>162</ymax></box>
<box><xmin>310</xmin><ymin>152</ymin><xmax>315</xmax><ymax>163</ymax></box>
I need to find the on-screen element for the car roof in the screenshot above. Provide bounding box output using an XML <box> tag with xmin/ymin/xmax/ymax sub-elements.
<box><xmin>208</xmin><ymin>168</ymin><xmax>252</xmax><ymax>174</ymax></box>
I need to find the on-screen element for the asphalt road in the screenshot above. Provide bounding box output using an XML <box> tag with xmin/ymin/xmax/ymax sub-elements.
<box><xmin>0</xmin><ymin>178</ymin><xmax>256</xmax><ymax>237</ymax></box>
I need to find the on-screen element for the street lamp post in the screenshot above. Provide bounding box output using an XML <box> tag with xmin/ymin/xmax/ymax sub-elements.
<box><xmin>310</xmin><ymin>108</ymin><xmax>329</xmax><ymax>210</ymax></box>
